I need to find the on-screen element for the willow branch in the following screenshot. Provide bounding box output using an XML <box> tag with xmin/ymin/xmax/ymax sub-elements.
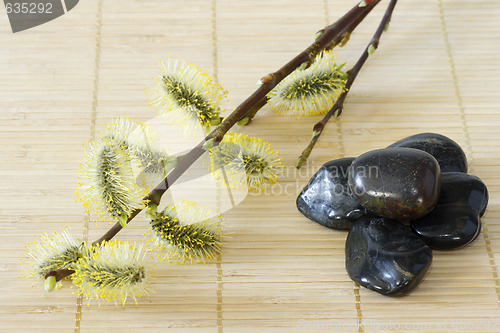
<box><xmin>236</xmin><ymin>0</ymin><xmax>382</xmax><ymax>125</ymax></box>
<box><xmin>95</xmin><ymin>0</ymin><xmax>382</xmax><ymax>245</ymax></box>
<box><xmin>297</xmin><ymin>0</ymin><xmax>398</xmax><ymax>169</ymax></box>
<box><xmin>208</xmin><ymin>0</ymin><xmax>381</xmax><ymax>142</ymax></box>
<box><xmin>49</xmin><ymin>0</ymin><xmax>382</xmax><ymax>282</ymax></box>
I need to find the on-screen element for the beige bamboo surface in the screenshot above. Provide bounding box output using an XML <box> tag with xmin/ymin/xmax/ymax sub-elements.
<box><xmin>1</xmin><ymin>0</ymin><xmax>500</xmax><ymax>332</ymax></box>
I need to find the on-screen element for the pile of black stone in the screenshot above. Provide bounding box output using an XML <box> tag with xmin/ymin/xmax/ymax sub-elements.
<box><xmin>296</xmin><ymin>133</ymin><xmax>489</xmax><ymax>296</ymax></box>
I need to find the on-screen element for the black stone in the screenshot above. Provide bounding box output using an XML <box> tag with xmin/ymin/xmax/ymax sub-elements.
<box><xmin>297</xmin><ymin>158</ymin><xmax>366</xmax><ymax>230</ymax></box>
<box><xmin>388</xmin><ymin>133</ymin><xmax>468</xmax><ymax>173</ymax></box>
<box><xmin>435</xmin><ymin>172</ymin><xmax>489</xmax><ymax>217</ymax></box>
<box><xmin>411</xmin><ymin>205</ymin><xmax>481</xmax><ymax>250</ymax></box>
<box><xmin>345</xmin><ymin>217</ymin><xmax>433</xmax><ymax>296</ymax></box>
<box><xmin>348</xmin><ymin>148</ymin><xmax>441</xmax><ymax>221</ymax></box>
<box><xmin>411</xmin><ymin>172</ymin><xmax>488</xmax><ymax>250</ymax></box>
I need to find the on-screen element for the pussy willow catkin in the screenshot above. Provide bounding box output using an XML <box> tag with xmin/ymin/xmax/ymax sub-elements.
<box><xmin>76</xmin><ymin>117</ymin><xmax>173</xmax><ymax>221</ymax></box>
<box><xmin>149</xmin><ymin>58</ymin><xmax>227</xmax><ymax>134</ymax></box>
<box><xmin>268</xmin><ymin>50</ymin><xmax>346</xmax><ymax>117</ymax></box>
<box><xmin>148</xmin><ymin>200</ymin><xmax>223</xmax><ymax>263</ymax></box>
<box><xmin>25</xmin><ymin>228</ymin><xmax>83</xmax><ymax>281</ymax></box>
<box><xmin>209</xmin><ymin>132</ymin><xmax>282</xmax><ymax>192</ymax></box>
<box><xmin>73</xmin><ymin>240</ymin><xmax>149</xmax><ymax>305</ymax></box>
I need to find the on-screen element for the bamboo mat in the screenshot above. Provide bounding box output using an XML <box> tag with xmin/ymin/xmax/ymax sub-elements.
<box><xmin>1</xmin><ymin>0</ymin><xmax>500</xmax><ymax>332</ymax></box>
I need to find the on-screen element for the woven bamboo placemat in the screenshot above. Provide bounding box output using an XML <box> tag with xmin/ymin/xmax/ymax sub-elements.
<box><xmin>1</xmin><ymin>0</ymin><xmax>500</xmax><ymax>332</ymax></box>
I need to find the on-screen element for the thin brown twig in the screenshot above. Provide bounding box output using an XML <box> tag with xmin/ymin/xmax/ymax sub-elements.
<box><xmin>297</xmin><ymin>0</ymin><xmax>399</xmax><ymax>169</ymax></box>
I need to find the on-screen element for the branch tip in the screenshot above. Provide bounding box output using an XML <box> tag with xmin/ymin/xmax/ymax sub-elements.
<box><xmin>44</xmin><ymin>275</ymin><xmax>56</xmax><ymax>293</ymax></box>
<box><xmin>297</xmin><ymin>0</ymin><xmax>397</xmax><ymax>162</ymax></box>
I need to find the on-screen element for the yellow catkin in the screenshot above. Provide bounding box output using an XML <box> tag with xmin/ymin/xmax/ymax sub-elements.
<box><xmin>73</xmin><ymin>240</ymin><xmax>150</xmax><ymax>305</ymax></box>
<box><xmin>24</xmin><ymin>228</ymin><xmax>83</xmax><ymax>285</ymax></box>
<box><xmin>208</xmin><ymin>132</ymin><xmax>283</xmax><ymax>192</ymax></box>
<box><xmin>148</xmin><ymin>200</ymin><xmax>223</xmax><ymax>264</ymax></box>
<box><xmin>148</xmin><ymin>58</ymin><xmax>227</xmax><ymax>135</ymax></box>
<box><xmin>75</xmin><ymin>117</ymin><xmax>175</xmax><ymax>222</ymax></box>
<box><xmin>268</xmin><ymin>50</ymin><xmax>346</xmax><ymax>117</ymax></box>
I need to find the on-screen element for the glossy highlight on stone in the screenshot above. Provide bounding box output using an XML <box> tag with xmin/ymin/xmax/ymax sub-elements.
<box><xmin>411</xmin><ymin>172</ymin><xmax>488</xmax><ymax>250</ymax></box>
<box><xmin>345</xmin><ymin>217</ymin><xmax>433</xmax><ymax>296</ymax></box>
<box><xmin>297</xmin><ymin>158</ymin><xmax>366</xmax><ymax>230</ymax></box>
<box><xmin>389</xmin><ymin>133</ymin><xmax>467</xmax><ymax>173</ymax></box>
<box><xmin>348</xmin><ymin>148</ymin><xmax>441</xmax><ymax>221</ymax></box>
